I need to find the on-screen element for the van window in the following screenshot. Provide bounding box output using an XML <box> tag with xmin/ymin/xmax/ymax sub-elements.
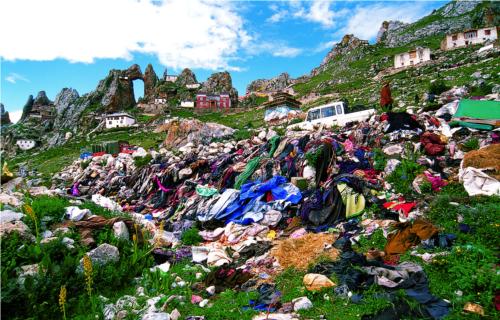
<box><xmin>307</xmin><ymin>109</ymin><xmax>321</xmax><ymax>121</ymax></box>
<box><xmin>321</xmin><ymin>106</ymin><xmax>336</xmax><ymax>118</ymax></box>
<box><xmin>336</xmin><ymin>105</ymin><xmax>343</xmax><ymax>114</ymax></box>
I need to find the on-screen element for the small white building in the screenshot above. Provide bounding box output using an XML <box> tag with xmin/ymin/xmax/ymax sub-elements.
<box><xmin>394</xmin><ymin>47</ymin><xmax>431</xmax><ymax>69</ymax></box>
<box><xmin>186</xmin><ymin>83</ymin><xmax>201</xmax><ymax>89</ymax></box>
<box><xmin>441</xmin><ymin>27</ymin><xmax>498</xmax><ymax>51</ymax></box>
<box><xmin>165</xmin><ymin>75</ymin><xmax>178</xmax><ymax>82</ymax></box>
<box><xmin>105</xmin><ymin>112</ymin><xmax>136</xmax><ymax>129</ymax></box>
<box><xmin>180</xmin><ymin>101</ymin><xmax>195</xmax><ymax>108</ymax></box>
<box><xmin>154</xmin><ymin>98</ymin><xmax>167</xmax><ymax>104</ymax></box>
<box><xmin>16</xmin><ymin>139</ymin><xmax>36</xmax><ymax>150</ymax></box>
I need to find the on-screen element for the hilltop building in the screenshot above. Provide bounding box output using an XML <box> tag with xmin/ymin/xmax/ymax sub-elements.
<box><xmin>105</xmin><ymin>112</ymin><xmax>136</xmax><ymax>129</ymax></box>
<box><xmin>441</xmin><ymin>27</ymin><xmax>498</xmax><ymax>51</ymax></box>
<box><xmin>195</xmin><ymin>93</ymin><xmax>231</xmax><ymax>110</ymax></box>
<box><xmin>394</xmin><ymin>47</ymin><xmax>431</xmax><ymax>69</ymax></box>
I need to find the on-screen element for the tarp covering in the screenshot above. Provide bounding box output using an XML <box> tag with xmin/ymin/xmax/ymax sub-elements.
<box><xmin>453</xmin><ymin>99</ymin><xmax>500</xmax><ymax>121</ymax></box>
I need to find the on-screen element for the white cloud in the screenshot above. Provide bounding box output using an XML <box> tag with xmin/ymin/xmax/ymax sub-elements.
<box><xmin>246</xmin><ymin>41</ymin><xmax>303</xmax><ymax>58</ymax></box>
<box><xmin>0</xmin><ymin>0</ymin><xmax>251</xmax><ymax>70</ymax></box>
<box><xmin>313</xmin><ymin>39</ymin><xmax>340</xmax><ymax>53</ymax></box>
<box><xmin>5</xmin><ymin>73</ymin><xmax>29</xmax><ymax>84</ymax></box>
<box><xmin>267</xmin><ymin>9</ymin><xmax>289</xmax><ymax>23</ymax></box>
<box><xmin>342</xmin><ymin>3</ymin><xmax>431</xmax><ymax>40</ymax></box>
<box><xmin>8</xmin><ymin>110</ymin><xmax>23</xmax><ymax>123</ymax></box>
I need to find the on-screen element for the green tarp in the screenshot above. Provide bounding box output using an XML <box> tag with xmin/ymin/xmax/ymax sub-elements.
<box><xmin>454</xmin><ymin>99</ymin><xmax>500</xmax><ymax>120</ymax></box>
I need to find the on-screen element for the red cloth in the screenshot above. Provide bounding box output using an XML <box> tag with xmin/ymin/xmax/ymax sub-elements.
<box><xmin>383</xmin><ymin>201</ymin><xmax>417</xmax><ymax>217</ymax></box>
<box><xmin>420</xmin><ymin>132</ymin><xmax>446</xmax><ymax>156</ymax></box>
<box><xmin>380</xmin><ymin>84</ymin><xmax>393</xmax><ymax>107</ymax></box>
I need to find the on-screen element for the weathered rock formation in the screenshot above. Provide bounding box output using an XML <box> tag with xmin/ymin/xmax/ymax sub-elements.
<box><xmin>176</xmin><ymin>68</ymin><xmax>198</xmax><ymax>87</ymax></box>
<box><xmin>1</xmin><ymin>103</ymin><xmax>12</xmax><ymax>125</ymax></box>
<box><xmin>19</xmin><ymin>95</ymin><xmax>34</xmax><ymax>122</ymax></box>
<box><xmin>143</xmin><ymin>64</ymin><xmax>158</xmax><ymax>100</ymax></box>
<box><xmin>311</xmin><ymin>34</ymin><xmax>369</xmax><ymax>76</ymax></box>
<box><xmin>47</xmin><ymin>88</ymin><xmax>84</xmax><ymax>146</ymax></box>
<box><xmin>246</xmin><ymin>72</ymin><xmax>294</xmax><ymax>94</ymax></box>
<box><xmin>201</xmin><ymin>71</ymin><xmax>238</xmax><ymax>107</ymax></box>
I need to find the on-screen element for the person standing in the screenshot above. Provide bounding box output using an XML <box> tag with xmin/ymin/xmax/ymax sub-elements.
<box><xmin>380</xmin><ymin>81</ymin><xmax>393</xmax><ymax>111</ymax></box>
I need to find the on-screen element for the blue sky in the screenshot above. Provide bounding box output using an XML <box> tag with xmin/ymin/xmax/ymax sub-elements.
<box><xmin>1</xmin><ymin>0</ymin><xmax>446</xmax><ymax>121</ymax></box>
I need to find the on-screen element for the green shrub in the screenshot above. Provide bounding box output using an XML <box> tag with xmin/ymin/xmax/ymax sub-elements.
<box><xmin>386</xmin><ymin>159</ymin><xmax>424</xmax><ymax>194</ymax></box>
<box><xmin>372</xmin><ymin>148</ymin><xmax>387</xmax><ymax>171</ymax></box>
<box><xmin>428</xmin><ymin>79</ymin><xmax>449</xmax><ymax>95</ymax></box>
<box><xmin>24</xmin><ymin>195</ymin><xmax>70</xmax><ymax>230</ymax></box>
<box><xmin>233</xmin><ymin>129</ymin><xmax>252</xmax><ymax>141</ymax></box>
<box><xmin>180</xmin><ymin>227</ymin><xmax>203</xmax><ymax>245</ymax></box>
<box><xmin>305</xmin><ymin>146</ymin><xmax>323</xmax><ymax>167</ymax></box>
<box><xmin>134</xmin><ymin>154</ymin><xmax>152</xmax><ymax>168</ymax></box>
<box><xmin>461</xmin><ymin>137</ymin><xmax>479</xmax><ymax>152</ymax></box>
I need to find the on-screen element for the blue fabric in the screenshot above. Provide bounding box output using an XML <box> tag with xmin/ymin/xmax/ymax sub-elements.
<box><xmin>240</xmin><ymin>176</ymin><xmax>287</xmax><ymax>200</ymax></box>
<box><xmin>271</xmin><ymin>183</ymin><xmax>302</xmax><ymax>204</ymax></box>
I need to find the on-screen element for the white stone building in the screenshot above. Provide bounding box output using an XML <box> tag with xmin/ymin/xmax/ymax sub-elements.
<box><xmin>165</xmin><ymin>75</ymin><xmax>178</xmax><ymax>82</ymax></box>
<box><xmin>186</xmin><ymin>83</ymin><xmax>201</xmax><ymax>89</ymax></box>
<box><xmin>16</xmin><ymin>139</ymin><xmax>36</xmax><ymax>150</ymax></box>
<box><xmin>441</xmin><ymin>27</ymin><xmax>498</xmax><ymax>51</ymax></box>
<box><xmin>180</xmin><ymin>101</ymin><xmax>195</xmax><ymax>108</ymax></box>
<box><xmin>105</xmin><ymin>112</ymin><xmax>136</xmax><ymax>129</ymax></box>
<box><xmin>154</xmin><ymin>98</ymin><xmax>167</xmax><ymax>104</ymax></box>
<box><xmin>394</xmin><ymin>47</ymin><xmax>431</xmax><ymax>69</ymax></box>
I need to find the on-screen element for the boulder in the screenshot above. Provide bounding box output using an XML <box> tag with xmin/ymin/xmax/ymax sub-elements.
<box><xmin>303</xmin><ymin>273</ymin><xmax>335</xmax><ymax>291</ymax></box>
<box><xmin>113</xmin><ymin>221</ymin><xmax>130</xmax><ymax>240</ymax></box>
<box><xmin>292</xmin><ymin>296</ymin><xmax>313</xmax><ymax>311</ymax></box>
<box><xmin>142</xmin><ymin>313</ymin><xmax>170</xmax><ymax>320</ymax></box>
<box><xmin>0</xmin><ymin>220</ymin><xmax>31</xmax><ymax>238</ymax></box>
<box><xmin>0</xmin><ymin>210</ymin><xmax>24</xmax><ymax>223</ymax></box>
<box><xmin>79</xmin><ymin>243</ymin><xmax>120</xmax><ymax>269</ymax></box>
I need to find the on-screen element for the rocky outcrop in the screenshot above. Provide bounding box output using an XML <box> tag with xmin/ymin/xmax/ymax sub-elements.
<box><xmin>47</xmin><ymin>88</ymin><xmax>85</xmax><ymax>146</ymax></box>
<box><xmin>19</xmin><ymin>95</ymin><xmax>34</xmax><ymax>122</ymax></box>
<box><xmin>377</xmin><ymin>1</ymin><xmax>495</xmax><ymax>48</ymax></box>
<box><xmin>97</xmin><ymin>64</ymin><xmax>143</xmax><ymax>112</ymax></box>
<box><xmin>33</xmin><ymin>91</ymin><xmax>51</xmax><ymax>106</ymax></box>
<box><xmin>201</xmin><ymin>71</ymin><xmax>238</xmax><ymax>107</ymax></box>
<box><xmin>144</xmin><ymin>64</ymin><xmax>158</xmax><ymax>100</ymax></box>
<box><xmin>376</xmin><ymin>20</ymin><xmax>408</xmax><ymax>44</ymax></box>
<box><xmin>1</xmin><ymin>103</ymin><xmax>12</xmax><ymax>125</ymax></box>
<box><xmin>311</xmin><ymin>34</ymin><xmax>369</xmax><ymax>76</ymax></box>
<box><xmin>246</xmin><ymin>72</ymin><xmax>293</xmax><ymax>94</ymax></box>
<box><xmin>176</xmin><ymin>68</ymin><xmax>197</xmax><ymax>87</ymax></box>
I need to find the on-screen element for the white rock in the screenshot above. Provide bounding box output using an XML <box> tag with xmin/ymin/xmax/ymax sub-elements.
<box><xmin>0</xmin><ymin>210</ymin><xmax>24</xmax><ymax>223</ymax></box>
<box><xmin>79</xmin><ymin>243</ymin><xmax>119</xmax><ymax>271</ymax></box>
<box><xmin>258</xmin><ymin>131</ymin><xmax>267</xmax><ymax>140</ymax></box>
<box><xmin>199</xmin><ymin>299</ymin><xmax>209</xmax><ymax>308</ymax></box>
<box><xmin>142</xmin><ymin>312</ymin><xmax>170</xmax><ymax>320</ymax></box>
<box><xmin>150</xmin><ymin>261</ymin><xmax>170</xmax><ymax>273</ymax></box>
<box><xmin>115</xmin><ymin>295</ymin><xmax>138</xmax><ymax>310</ymax></box>
<box><xmin>292</xmin><ymin>296</ymin><xmax>313</xmax><ymax>311</ymax></box>
<box><xmin>170</xmin><ymin>309</ymin><xmax>181</xmax><ymax>320</ymax></box>
<box><xmin>195</xmin><ymin>272</ymin><xmax>203</xmax><ymax>279</ymax></box>
<box><xmin>206</xmin><ymin>285</ymin><xmax>216</xmax><ymax>296</ymax></box>
<box><xmin>103</xmin><ymin>303</ymin><xmax>117</xmax><ymax>320</ymax></box>
<box><xmin>113</xmin><ymin>221</ymin><xmax>129</xmax><ymax>240</ymax></box>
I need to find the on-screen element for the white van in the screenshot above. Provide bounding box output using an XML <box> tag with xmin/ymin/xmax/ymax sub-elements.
<box><xmin>289</xmin><ymin>101</ymin><xmax>375</xmax><ymax>130</ymax></box>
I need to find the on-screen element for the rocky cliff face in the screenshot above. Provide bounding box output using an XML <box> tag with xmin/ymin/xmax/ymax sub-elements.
<box><xmin>97</xmin><ymin>64</ymin><xmax>144</xmax><ymax>112</ymax></box>
<box><xmin>376</xmin><ymin>1</ymin><xmax>496</xmax><ymax>48</ymax></box>
<box><xmin>246</xmin><ymin>72</ymin><xmax>293</xmax><ymax>94</ymax></box>
<box><xmin>47</xmin><ymin>88</ymin><xmax>85</xmax><ymax>146</ymax></box>
<box><xmin>1</xmin><ymin>103</ymin><xmax>12</xmax><ymax>125</ymax></box>
<box><xmin>19</xmin><ymin>95</ymin><xmax>34</xmax><ymax>122</ymax></box>
<box><xmin>201</xmin><ymin>71</ymin><xmax>239</xmax><ymax>106</ymax></box>
<box><xmin>143</xmin><ymin>64</ymin><xmax>158</xmax><ymax>101</ymax></box>
<box><xmin>311</xmin><ymin>34</ymin><xmax>369</xmax><ymax>76</ymax></box>
<box><xmin>176</xmin><ymin>68</ymin><xmax>198</xmax><ymax>87</ymax></box>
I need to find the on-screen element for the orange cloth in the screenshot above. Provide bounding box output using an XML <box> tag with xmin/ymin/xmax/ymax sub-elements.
<box><xmin>384</xmin><ymin>219</ymin><xmax>438</xmax><ymax>256</ymax></box>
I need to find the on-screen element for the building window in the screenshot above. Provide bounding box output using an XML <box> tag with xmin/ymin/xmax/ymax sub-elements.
<box><xmin>409</xmin><ymin>51</ymin><xmax>417</xmax><ymax>59</ymax></box>
<box><xmin>485</xmin><ymin>29</ymin><xmax>491</xmax><ymax>36</ymax></box>
<box><xmin>451</xmin><ymin>35</ymin><xmax>458</xmax><ymax>41</ymax></box>
<box><xmin>464</xmin><ymin>30</ymin><xmax>477</xmax><ymax>39</ymax></box>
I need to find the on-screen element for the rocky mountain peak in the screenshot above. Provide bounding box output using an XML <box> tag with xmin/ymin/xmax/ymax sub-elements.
<box><xmin>376</xmin><ymin>20</ymin><xmax>408</xmax><ymax>44</ymax></box>
<box><xmin>34</xmin><ymin>91</ymin><xmax>51</xmax><ymax>106</ymax></box>
<box><xmin>201</xmin><ymin>71</ymin><xmax>238</xmax><ymax>106</ymax></box>
<box><xmin>246</xmin><ymin>72</ymin><xmax>293</xmax><ymax>94</ymax></box>
<box><xmin>176</xmin><ymin>68</ymin><xmax>198</xmax><ymax>86</ymax></box>
<box><xmin>144</xmin><ymin>64</ymin><xmax>158</xmax><ymax>100</ymax></box>
<box><xmin>1</xmin><ymin>103</ymin><xmax>12</xmax><ymax>125</ymax></box>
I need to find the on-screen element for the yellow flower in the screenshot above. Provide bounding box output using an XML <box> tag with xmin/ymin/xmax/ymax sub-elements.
<box><xmin>83</xmin><ymin>255</ymin><xmax>93</xmax><ymax>297</ymax></box>
<box><xmin>59</xmin><ymin>285</ymin><xmax>67</xmax><ymax>319</ymax></box>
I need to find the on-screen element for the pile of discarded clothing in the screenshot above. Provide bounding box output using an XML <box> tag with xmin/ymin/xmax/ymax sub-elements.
<box><xmin>45</xmin><ymin>108</ymin><xmax>499</xmax><ymax>318</ymax></box>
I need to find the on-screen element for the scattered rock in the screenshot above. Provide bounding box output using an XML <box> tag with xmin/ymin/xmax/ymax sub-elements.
<box><xmin>303</xmin><ymin>273</ymin><xmax>336</xmax><ymax>291</ymax></box>
<box><xmin>79</xmin><ymin>243</ymin><xmax>119</xmax><ymax>271</ymax></box>
<box><xmin>0</xmin><ymin>209</ymin><xmax>24</xmax><ymax>223</ymax></box>
<box><xmin>170</xmin><ymin>309</ymin><xmax>181</xmax><ymax>320</ymax></box>
<box><xmin>142</xmin><ymin>312</ymin><xmax>170</xmax><ymax>320</ymax></box>
<box><xmin>113</xmin><ymin>221</ymin><xmax>130</xmax><ymax>240</ymax></box>
<box><xmin>292</xmin><ymin>296</ymin><xmax>313</xmax><ymax>311</ymax></box>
